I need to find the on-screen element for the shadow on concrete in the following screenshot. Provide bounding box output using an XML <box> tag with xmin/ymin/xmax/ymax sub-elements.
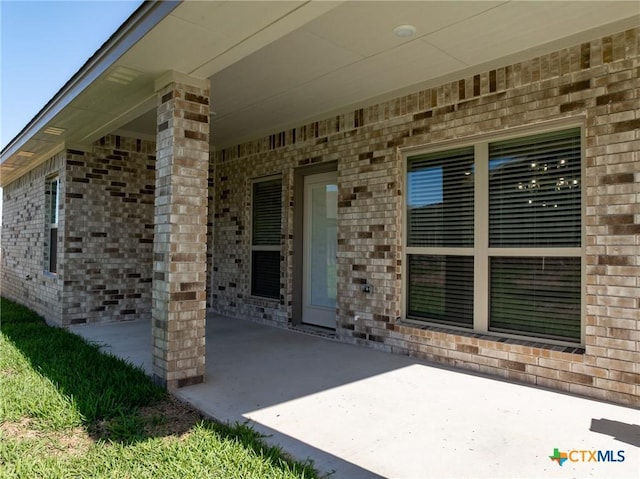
<box><xmin>590</xmin><ymin>418</ymin><xmax>640</xmax><ymax>447</ymax></box>
<box><xmin>70</xmin><ymin>314</ymin><xmax>385</xmax><ymax>477</ymax></box>
<box><xmin>70</xmin><ymin>312</ymin><xmax>640</xmax><ymax>479</ymax></box>
<box><xmin>0</xmin><ymin>298</ymin><xmax>325</xmax><ymax>478</ymax></box>
<box><xmin>201</xmin><ymin>315</ymin><xmax>419</xmax><ymax>410</ymax></box>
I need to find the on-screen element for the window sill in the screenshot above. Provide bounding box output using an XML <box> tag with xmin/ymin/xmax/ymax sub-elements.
<box><xmin>246</xmin><ymin>296</ymin><xmax>280</xmax><ymax>307</ymax></box>
<box><xmin>397</xmin><ymin>319</ymin><xmax>585</xmax><ymax>354</ymax></box>
<box><xmin>42</xmin><ymin>271</ymin><xmax>59</xmax><ymax>280</ymax></box>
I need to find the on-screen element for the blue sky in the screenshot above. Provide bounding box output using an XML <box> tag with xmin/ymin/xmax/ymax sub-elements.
<box><xmin>1</xmin><ymin>0</ymin><xmax>142</xmax><ymax>150</ymax></box>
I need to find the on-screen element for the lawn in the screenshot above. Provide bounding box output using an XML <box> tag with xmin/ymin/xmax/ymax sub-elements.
<box><xmin>0</xmin><ymin>297</ymin><xmax>319</xmax><ymax>479</ymax></box>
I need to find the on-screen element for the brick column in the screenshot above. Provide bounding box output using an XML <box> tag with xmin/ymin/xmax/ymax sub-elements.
<box><xmin>152</xmin><ymin>72</ymin><xmax>209</xmax><ymax>390</ymax></box>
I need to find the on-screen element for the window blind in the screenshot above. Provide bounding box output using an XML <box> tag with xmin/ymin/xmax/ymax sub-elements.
<box><xmin>490</xmin><ymin>257</ymin><xmax>581</xmax><ymax>341</ymax></box>
<box><xmin>407</xmin><ymin>255</ymin><xmax>474</xmax><ymax>326</ymax></box>
<box><xmin>489</xmin><ymin>128</ymin><xmax>581</xmax><ymax>247</ymax></box>
<box><xmin>251</xmin><ymin>178</ymin><xmax>282</xmax><ymax>299</ymax></box>
<box><xmin>252</xmin><ymin>179</ymin><xmax>282</xmax><ymax>246</ymax></box>
<box><xmin>251</xmin><ymin>251</ymin><xmax>280</xmax><ymax>299</ymax></box>
<box><xmin>407</xmin><ymin>147</ymin><xmax>474</xmax><ymax>247</ymax></box>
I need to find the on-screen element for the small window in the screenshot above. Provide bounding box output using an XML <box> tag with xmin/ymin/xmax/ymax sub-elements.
<box><xmin>251</xmin><ymin>177</ymin><xmax>282</xmax><ymax>299</ymax></box>
<box><xmin>45</xmin><ymin>176</ymin><xmax>59</xmax><ymax>273</ymax></box>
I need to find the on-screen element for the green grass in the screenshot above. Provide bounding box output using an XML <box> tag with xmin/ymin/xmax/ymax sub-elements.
<box><xmin>0</xmin><ymin>297</ymin><xmax>320</xmax><ymax>479</ymax></box>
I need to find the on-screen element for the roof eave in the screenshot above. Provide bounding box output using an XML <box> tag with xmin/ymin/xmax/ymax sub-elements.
<box><xmin>0</xmin><ymin>1</ymin><xmax>179</xmax><ymax>168</ymax></box>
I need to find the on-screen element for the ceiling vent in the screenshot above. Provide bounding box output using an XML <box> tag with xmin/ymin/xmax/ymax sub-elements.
<box><xmin>43</xmin><ymin>126</ymin><xmax>65</xmax><ymax>136</ymax></box>
<box><xmin>106</xmin><ymin>66</ymin><xmax>141</xmax><ymax>85</ymax></box>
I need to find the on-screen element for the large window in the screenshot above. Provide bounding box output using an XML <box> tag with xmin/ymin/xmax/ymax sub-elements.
<box><xmin>406</xmin><ymin>127</ymin><xmax>582</xmax><ymax>343</ymax></box>
<box><xmin>45</xmin><ymin>176</ymin><xmax>59</xmax><ymax>274</ymax></box>
<box><xmin>251</xmin><ymin>177</ymin><xmax>282</xmax><ymax>299</ymax></box>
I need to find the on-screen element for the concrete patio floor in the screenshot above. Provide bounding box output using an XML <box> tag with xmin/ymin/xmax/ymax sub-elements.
<box><xmin>71</xmin><ymin>315</ymin><xmax>639</xmax><ymax>479</ymax></box>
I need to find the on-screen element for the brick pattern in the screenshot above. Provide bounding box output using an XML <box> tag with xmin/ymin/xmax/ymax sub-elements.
<box><xmin>62</xmin><ymin>137</ymin><xmax>156</xmax><ymax>325</ymax></box>
<box><xmin>212</xmin><ymin>27</ymin><xmax>639</xmax><ymax>406</ymax></box>
<box><xmin>212</xmin><ymin>152</ymin><xmax>290</xmax><ymax>326</ymax></box>
<box><xmin>2</xmin><ymin>27</ymin><xmax>637</xmax><ymax>405</ymax></box>
<box><xmin>152</xmin><ymin>80</ymin><xmax>210</xmax><ymax>390</ymax></box>
<box><xmin>1</xmin><ymin>154</ymin><xmax>65</xmax><ymax>323</ymax></box>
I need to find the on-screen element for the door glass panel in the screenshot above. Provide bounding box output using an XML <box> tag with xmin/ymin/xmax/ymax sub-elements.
<box><xmin>309</xmin><ymin>183</ymin><xmax>337</xmax><ymax>309</ymax></box>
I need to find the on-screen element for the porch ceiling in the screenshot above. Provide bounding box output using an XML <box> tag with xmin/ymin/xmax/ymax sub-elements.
<box><xmin>1</xmin><ymin>1</ymin><xmax>639</xmax><ymax>186</ymax></box>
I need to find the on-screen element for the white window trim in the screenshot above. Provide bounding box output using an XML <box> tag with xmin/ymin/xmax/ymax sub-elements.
<box><xmin>401</xmin><ymin>120</ymin><xmax>586</xmax><ymax>347</ymax></box>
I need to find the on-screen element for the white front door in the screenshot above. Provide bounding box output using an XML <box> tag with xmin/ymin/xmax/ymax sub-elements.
<box><xmin>303</xmin><ymin>171</ymin><xmax>338</xmax><ymax>328</ymax></box>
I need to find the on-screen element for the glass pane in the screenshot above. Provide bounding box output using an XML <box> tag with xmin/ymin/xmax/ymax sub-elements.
<box><xmin>407</xmin><ymin>255</ymin><xmax>473</xmax><ymax>326</ymax></box>
<box><xmin>489</xmin><ymin>128</ymin><xmax>581</xmax><ymax>247</ymax></box>
<box><xmin>310</xmin><ymin>183</ymin><xmax>337</xmax><ymax>308</ymax></box>
<box><xmin>252</xmin><ymin>179</ymin><xmax>282</xmax><ymax>246</ymax></box>
<box><xmin>407</xmin><ymin>147</ymin><xmax>474</xmax><ymax>247</ymax></box>
<box><xmin>490</xmin><ymin>257</ymin><xmax>581</xmax><ymax>342</ymax></box>
<box><xmin>49</xmin><ymin>227</ymin><xmax>58</xmax><ymax>273</ymax></box>
<box><xmin>49</xmin><ymin>178</ymin><xmax>59</xmax><ymax>225</ymax></box>
<box><xmin>251</xmin><ymin>251</ymin><xmax>280</xmax><ymax>299</ymax></box>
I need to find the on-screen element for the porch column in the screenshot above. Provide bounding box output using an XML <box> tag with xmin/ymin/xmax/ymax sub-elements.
<box><xmin>152</xmin><ymin>71</ymin><xmax>210</xmax><ymax>390</ymax></box>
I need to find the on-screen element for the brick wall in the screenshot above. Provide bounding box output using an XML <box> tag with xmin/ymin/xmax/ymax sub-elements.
<box><xmin>1</xmin><ymin>153</ymin><xmax>66</xmax><ymax>323</ymax></box>
<box><xmin>2</xmin><ymin>136</ymin><xmax>156</xmax><ymax>326</ymax></box>
<box><xmin>62</xmin><ymin>135</ymin><xmax>156</xmax><ymax>324</ymax></box>
<box><xmin>212</xmin><ymin>27</ymin><xmax>639</xmax><ymax>405</ymax></box>
<box><xmin>2</xmin><ymin>27</ymin><xmax>636</xmax><ymax>405</ymax></box>
<box><xmin>212</xmin><ymin>151</ymin><xmax>291</xmax><ymax>325</ymax></box>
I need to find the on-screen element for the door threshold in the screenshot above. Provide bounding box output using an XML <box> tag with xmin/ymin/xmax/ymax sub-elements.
<box><xmin>289</xmin><ymin>323</ymin><xmax>337</xmax><ymax>340</ymax></box>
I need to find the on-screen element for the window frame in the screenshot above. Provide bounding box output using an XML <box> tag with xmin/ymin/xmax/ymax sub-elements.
<box><xmin>402</xmin><ymin>120</ymin><xmax>586</xmax><ymax>346</ymax></box>
<box><xmin>250</xmin><ymin>175</ymin><xmax>283</xmax><ymax>300</ymax></box>
<box><xmin>44</xmin><ymin>175</ymin><xmax>60</xmax><ymax>275</ymax></box>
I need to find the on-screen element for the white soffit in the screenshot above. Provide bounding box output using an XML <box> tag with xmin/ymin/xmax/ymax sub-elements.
<box><xmin>304</xmin><ymin>1</ymin><xmax>504</xmax><ymax>58</ymax></box>
<box><xmin>424</xmin><ymin>1</ymin><xmax>640</xmax><ymax>65</ymax></box>
<box><xmin>189</xmin><ymin>1</ymin><xmax>345</xmax><ymax>77</ymax></box>
<box><xmin>117</xmin><ymin>1</ymin><xmax>342</xmax><ymax>77</ymax></box>
<box><xmin>211</xmin><ymin>29</ymin><xmax>364</xmax><ymax>116</ymax></box>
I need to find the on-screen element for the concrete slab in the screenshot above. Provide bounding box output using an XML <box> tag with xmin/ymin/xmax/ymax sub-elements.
<box><xmin>71</xmin><ymin>315</ymin><xmax>639</xmax><ymax>479</ymax></box>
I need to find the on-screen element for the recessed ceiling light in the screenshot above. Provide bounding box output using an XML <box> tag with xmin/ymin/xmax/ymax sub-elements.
<box><xmin>44</xmin><ymin>126</ymin><xmax>65</xmax><ymax>136</ymax></box>
<box><xmin>393</xmin><ymin>24</ymin><xmax>416</xmax><ymax>38</ymax></box>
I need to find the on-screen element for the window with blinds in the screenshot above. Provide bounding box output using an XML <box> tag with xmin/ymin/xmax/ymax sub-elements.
<box><xmin>407</xmin><ymin>147</ymin><xmax>474</xmax><ymax>247</ymax></box>
<box><xmin>406</xmin><ymin>148</ymin><xmax>474</xmax><ymax>326</ymax></box>
<box><xmin>251</xmin><ymin>177</ymin><xmax>282</xmax><ymax>299</ymax></box>
<box><xmin>489</xmin><ymin>129</ymin><xmax>581</xmax><ymax>247</ymax></box>
<box><xmin>490</xmin><ymin>257</ymin><xmax>581</xmax><ymax>341</ymax></box>
<box><xmin>408</xmin><ymin>255</ymin><xmax>473</xmax><ymax>326</ymax></box>
<box><xmin>45</xmin><ymin>176</ymin><xmax>59</xmax><ymax>274</ymax></box>
<box><xmin>405</xmin><ymin>126</ymin><xmax>583</xmax><ymax>344</ymax></box>
<box><xmin>488</xmin><ymin>128</ymin><xmax>581</xmax><ymax>341</ymax></box>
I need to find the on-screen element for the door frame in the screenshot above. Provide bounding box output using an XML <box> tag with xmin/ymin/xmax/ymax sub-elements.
<box><xmin>292</xmin><ymin>161</ymin><xmax>338</xmax><ymax>327</ymax></box>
